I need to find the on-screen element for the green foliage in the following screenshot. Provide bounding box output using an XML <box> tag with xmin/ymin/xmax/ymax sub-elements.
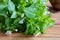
<box><xmin>0</xmin><ymin>0</ymin><xmax>54</xmax><ymax>36</ymax></box>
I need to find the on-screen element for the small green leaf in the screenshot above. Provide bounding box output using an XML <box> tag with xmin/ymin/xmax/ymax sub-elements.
<box><xmin>8</xmin><ymin>0</ymin><xmax>15</xmax><ymax>12</ymax></box>
<box><xmin>17</xmin><ymin>4</ymin><xmax>24</xmax><ymax>13</ymax></box>
<box><xmin>11</xmin><ymin>11</ymin><xmax>17</xmax><ymax>18</ymax></box>
<box><xmin>5</xmin><ymin>18</ymin><xmax>11</xmax><ymax>27</ymax></box>
<box><xmin>24</xmin><ymin>8</ymin><xmax>35</xmax><ymax>18</ymax></box>
<box><xmin>34</xmin><ymin>30</ymin><xmax>41</xmax><ymax>36</ymax></box>
<box><xmin>13</xmin><ymin>17</ymin><xmax>21</xmax><ymax>24</ymax></box>
<box><xmin>0</xmin><ymin>3</ymin><xmax>7</xmax><ymax>10</ymax></box>
<box><xmin>24</xmin><ymin>5</ymin><xmax>37</xmax><ymax>18</ymax></box>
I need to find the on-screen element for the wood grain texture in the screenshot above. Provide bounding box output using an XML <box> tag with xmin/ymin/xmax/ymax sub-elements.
<box><xmin>0</xmin><ymin>2</ymin><xmax>60</xmax><ymax>40</ymax></box>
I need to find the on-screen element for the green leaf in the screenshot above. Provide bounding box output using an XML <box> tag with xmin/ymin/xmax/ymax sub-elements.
<box><xmin>24</xmin><ymin>8</ymin><xmax>35</xmax><ymax>18</ymax></box>
<box><xmin>8</xmin><ymin>0</ymin><xmax>15</xmax><ymax>12</ymax></box>
<box><xmin>0</xmin><ymin>0</ymin><xmax>3</xmax><ymax>3</ymax></box>
<box><xmin>3</xmin><ymin>0</ymin><xmax>9</xmax><ymax>4</ymax></box>
<box><xmin>24</xmin><ymin>5</ymin><xmax>37</xmax><ymax>18</ymax></box>
<box><xmin>19</xmin><ymin>18</ymin><xmax>25</xmax><ymax>24</ymax></box>
<box><xmin>11</xmin><ymin>11</ymin><xmax>17</xmax><ymax>18</ymax></box>
<box><xmin>5</xmin><ymin>18</ymin><xmax>11</xmax><ymax>27</ymax></box>
<box><xmin>0</xmin><ymin>3</ymin><xmax>7</xmax><ymax>10</ymax></box>
<box><xmin>34</xmin><ymin>29</ymin><xmax>41</xmax><ymax>36</ymax></box>
<box><xmin>0</xmin><ymin>11</ymin><xmax>7</xmax><ymax>18</ymax></box>
<box><xmin>13</xmin><ymin>17</ymin><xmax>21</xmax><ymax>24</ymax></box>
<box><xmin>0</xmin><ymin>23</ymin><xmax>2</xmax><ymax>30</ymax></box>
<box><xmin>17</xmin><ymin>4</ymin><xmax>24</xmax><ymax>13</ymax></box>
<box><xmin>5</xmin><ymin>18</ymin><xmax>10</xmax><ymax>31</ymax></box>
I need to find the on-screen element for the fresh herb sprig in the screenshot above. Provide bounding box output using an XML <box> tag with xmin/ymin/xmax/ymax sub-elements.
<box><xmin>0</xmin><ymin>0</ymin><xmax>54</xmax><ymax>36</ymax></box>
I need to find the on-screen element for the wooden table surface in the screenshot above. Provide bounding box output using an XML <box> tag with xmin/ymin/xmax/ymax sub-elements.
<box><xmin>0</xmin><ymin>2</ymin><xmax>60</xmax><ymax>40</ymax></box>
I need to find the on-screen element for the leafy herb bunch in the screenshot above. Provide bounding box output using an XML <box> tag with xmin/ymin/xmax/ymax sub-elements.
<box><xmin>0</xmin><ymin>0</ymin><xmax>54</xmax><ymax>36</ymax></box>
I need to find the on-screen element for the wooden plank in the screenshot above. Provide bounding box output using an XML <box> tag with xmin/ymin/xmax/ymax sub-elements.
<box><xmin>0</xmin><ymin>37</ymin><xmax>60</xmax><ymax>40</ymax></box>
<box><xmin>52</xmin><ymin>12</ymin><xmax>60</xmax><ymax>25</ymax></box>
<box><xmin>0</xmin><ymin>36</ymin><xmax>60</xmax><ymax>40</ymax></box>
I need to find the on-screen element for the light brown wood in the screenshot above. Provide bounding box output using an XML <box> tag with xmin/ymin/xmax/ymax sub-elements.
<box><xmin>0</xmin><ymin>2</ymin><xmax>60</xmax><ymax>40</ymax></box>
